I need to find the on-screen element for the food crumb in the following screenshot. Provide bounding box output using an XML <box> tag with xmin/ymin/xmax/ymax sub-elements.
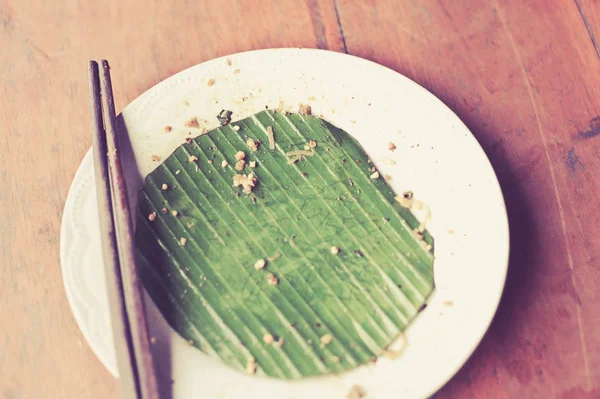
<box><xmin>185</xmin><ymin>117</ymin><xmax>200</xmax><ymax>128</ymax></box>
<box><xmin>273</xmin><ymin>338</ymin><xmax>284</xmax><ymax>348</ymax></box>
<box><xmin>235</xmin><ymin>160</ymin><xmax>246</xmax><ymax>171</ymax></box>
<box><xmin>161</xmin><ymin>183</ymin><xmax>169</xmax><ymax>191</ymax></box>
<box><xmin>254</xmin><ymin>258</ymin><xmax>266</xmax><ymax>271</ymax></box>
<box><xmin>309</xmin><ymin>140</ymin><xmax>317</xmax><ymax>148</ymax></box>
<box><xmin>263</xmin><ymin>333</ymin><xmax>274</xmax><ymax>344</ymax></box>
<box><xmin>426</xmin><ymin>244</ymin><xmax>432</xmax><ymax>252</ymax></box>
<box><xmin>150</xmin><ymin>337</ymin><xmax>157</xmax><ymax>344</ymax></box>
<box><xmin>384</xmin><ymin>174</ymin><xmax>392</xmax><ymax>181</ymax></box>
<box><xmin>320</xmin><ymin>334</ymin><xmax>333</xmax><ymax>346</ymax></box>
<box><xmin>246</xmin><ymin>358</ymin><xmax>256</xmax><ymax>374</ymax></box>
<box><xmin>267</xmin><ymin>273</ymin><xmax>279</xmax><ymax>285</ymax></box>
<box><xmin>171</xmin><ymin>210</ymin><xmax>178</xmax><ymax>217</ymax></box>
<box><xmin>232</xmin><ymin>173</ymin><xmax>257</xmax><ymax>194</ymax></box>
<box><xmin>246</xmin><ymin>139</ymin><xmax>259</xmax><ymax>152</ymax></box>
<box><xmin>298</xmin><ymin>103</ymin><xmax>312</xmax><ymax>115</ymax></box>
<box><xmin>151</xmin><ymin>155</ymin><xmax>161</xmax><ymax>162</ymax></box>
<box><xmin>249</xmin><ymin>161</ymin><xmax>257</xmax><ymax>168</ymax></box>
<box><xmin>207</xmin><ymin>78</ymin><xmax>215</xmax><ymax>87</ymax></box>
<box><xmin>233</xmin><ymin>125</ymin><xmax>240</xmax><ymax>131</ymax></box>
<box><xmin>233</xmin><ymin>69</ymin><xmax>241</xmax><ymax>74</ymax></box>
<box><xmin>164</xmin><ymin>126</ymin><xmax>172</xmax><ymax>133</ymax></box>
<box><xmin>331</xmin><ymin>356</ymin><xmax>340</xmax><ymax>363</ymax></box>
<box><xmin>235</xmin><ymin>151</ymin><xmax>246</xmax><ymax>161</ymax></box>
<box><xmin>148</xmin><ymin>212</ymin><xmax>157</xmax><ymax>221</ymax></box>
<box><xmin>226</xmin><ymin>58</ymin><xmax>232</xmax><ymax>66</ymax></box>
<box><xmin>330</xmin><ymin>246</ymin><xmax>340</xmax><ymax>255</ymax></box>
<box><xmin>266</xmin><ymin>126</ymin><xmax>275</xmax><ymax>150</ymax></box>
<box><xmin>161</xmin><ymin>207</ymin><xmax>168</xmax><ymax>214</ymax></box>
<box><xmin>388</xmin><ymin>142</ymin><xmax>397</xmax><ymax>151</ymax></box>
<box><xmin>370</xmin><ymin>171</ymin><xmax>380</xmax><ymax>179</ymax></box>
<box><xmin>444</xmin><ymin>300</ymin><xmax>454</xmax><ymax>306</ymax></box>
<box><xmin>347</xmin><ymin>385</ymin><xmax>366</xmax><ymax>399</ymax></box>
<box><xmin>189</xmin><ymin>155</ymin><xmax>198</xmax><ymax>162</ymax></box>
<box><xmin>179</xmin><ymin>237</ymin><xmax>187</xmax><ymax>246</ymax></box>
<box><xmin>175</xmin><ymin>170</ymin><xmax>181</xmax><ymax>175</ymax></box>
<box><xmin>221</xmin><ymin>160</ymin><xmax>228</xmax><ymax>168</ymax></box>
<box><xmin>448</xmin><ymin>229</ymin><xmax>454</xmax><ymax>235</ymax></box>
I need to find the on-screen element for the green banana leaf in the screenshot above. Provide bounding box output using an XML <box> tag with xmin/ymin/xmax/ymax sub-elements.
<box><xmin>135</xmin><ymin>110</ymin><xmax>434</xmax><ymax>378</ymax></box>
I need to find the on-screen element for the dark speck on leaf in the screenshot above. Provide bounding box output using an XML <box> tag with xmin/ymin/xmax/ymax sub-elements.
<box><xmin>302</xmin><ymin>173</ymin><xmax>308</xmax><ymax>177</ymax></box>
<box><xmin>354</xmin><ymin>250</ymin><xmax>364</xmax><ymax>257</ymax></box>
<box><xmin>316</xmin><ymin>323</ymin><xmax>321</xmax><ymax>327</ymax></box>
<box><xmin>397</xmin><ymin>284</ymin><xmax>402</xmax><ymax>289</ymax></box>
<box><xmin>342</xmin><ymin>159</ymin><xmax>347</xmax><ymax>164</ymax></box>
<box><xmin>291</xmin><ymin>323</ymin><xmax>297</xmax><ymax>328</ymax></box>
<box><xmin>252</xmin><ymin>197</ymin><xmax>257</xmax><ymax>204</ymax></box>
<box><xmin>355</xmin><ymin>159</ymin><xmax>360</xmax><ymax>164</ymax></box>
<box><xmin>418</xmin><ymin>303</ymin><xmax>427</xmax><ymax>312</ymax></box>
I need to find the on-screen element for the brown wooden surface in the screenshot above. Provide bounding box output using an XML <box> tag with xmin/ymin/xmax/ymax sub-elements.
<box><xmin>1</xmin><ymin>1</ymin><xmax>599</xmax><ymax>398</ymax></box>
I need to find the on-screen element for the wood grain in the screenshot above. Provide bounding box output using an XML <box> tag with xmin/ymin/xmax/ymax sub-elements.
<box><xmin>1</xmin><ymin>0</ymin><xmax>599</xmax><ymax>398</ymax></box>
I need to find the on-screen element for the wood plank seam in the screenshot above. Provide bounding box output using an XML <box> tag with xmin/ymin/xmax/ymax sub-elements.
<box><xmin>332</xmin><ymin>0</ymin><xmax>348</xmax><ymax>53</ymax></box>
<box><xmin>575</xmin><ymin>0</ymin><xmax>600</xmax><ymax>59</ymax></box>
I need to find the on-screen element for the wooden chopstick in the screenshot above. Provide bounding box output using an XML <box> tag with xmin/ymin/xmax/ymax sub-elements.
<box><xmin>88</xmin><ymin>60</ymin><xmax>159</xmax><ymax>399</ymax></box>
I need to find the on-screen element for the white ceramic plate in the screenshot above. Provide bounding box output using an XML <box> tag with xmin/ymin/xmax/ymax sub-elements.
<box><xmin>60</xmin><ymin>48</ymin><xmax>508</xmax><ymax>399</ymax></box>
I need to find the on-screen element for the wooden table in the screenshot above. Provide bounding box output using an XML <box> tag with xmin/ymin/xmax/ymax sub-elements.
<box><xmin>1</xmin><ymin>1</ymin><xmax>599</xmax><ymax>398</ymax></box>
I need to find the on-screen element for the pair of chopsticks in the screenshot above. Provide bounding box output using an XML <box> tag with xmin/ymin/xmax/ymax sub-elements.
<box><xmin>88</xmin><ymin>60</ymin><xmax>159</xmax><ymax>399</ymax></box>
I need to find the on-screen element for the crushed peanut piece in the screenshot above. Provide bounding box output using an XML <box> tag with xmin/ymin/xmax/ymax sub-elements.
<box><xmin>246</xmin><ymin>138</ymin><xmax>259</xmax><ymax>152</ymax></box>
<box><xmin>189</xmin><ymin>155</ymin><xmax>198</xmax><ymax>162</ymax></box>
<box><xmin>267</xmin><ymin>273</ymin><xmax>279</xmax><ymax>285</ymax></box>
<box><xmin>426</xmin><ymin>244</ymin><xmax>433</xmax><ymax>251</ymax></box>
<box><xmin>226</xmin><ymin>58</ymin><xmax>232</xmax><ymax>66</ymax></box>
<box><xmin>347</xmin><ymin>385</ymin><xmax>367</xmax><ymax>399</ymax></box>
<box><xmin>443</xmin><ymin>300</ymin><xmax>454</xmax><ymax>306</ymax></box>
<box><xmin>207</xmin><ymin>78</ymin><xmax>215</xmax><ymax>87</ymax></box>
<box><xmin>320</xmin><ymin>334</ymin><xmax>333</xmax><ymax>346</ymax></box>
<box><xmin>235</xmin><ymin>151</ymin><xmax>246</xmax><ymax>161</ymax></box>
<box><xmin>298</xmin><ymin>103</ymin><xmax>312</xmax><ymax>115</ymax></box>
<box><xmin>267</xmin><ymin>253</ymin><xmax>281</xmax><ymax>262</ymax></box>
<box><xmin>267</xmin><ymin>126</ymin><xmax>275</xmax><ymax>149</ymax></box>
<box><xmin>148</xmin><ymin>212</ymin><xmax>157</xmax><ymax>221</ymax></box>
<box><xmin>384</xmin><ymin>174</ymin><xmax>393</xmax><ymax>181</ymax></box>
<box><xmin>370</xmin><ymin>171</ymin><xmax>380</xmax><ymax>179</ymax></box>
<box><xmin>175</xmin><ymin>170</ymin><xmax>181</xmax><ymax>175</ymax></box>
<box><xmin>171</xmin><ymin>210</ymin><xmax>178</xmax><ymax>217</ymax></box>
<box><xmin>388</xmin><ymin>142</ymin><xmax>397</xmax><ymax>151</ymax></box>
<box><xmin>309</xmin><ymin>140</ymin><xmax>317</xmax><ymax>148</ymax></box>
<box><xmin>233</xmin><ymin>69</ymin><xmax>240</xmax><ymax>74</ymax></box>
<box><xmin>179</xmin><ymin>237</ymin><xmax>187</xmax><ymax>246</ymax></box>
<box><xmin>379</xmin><ymin>157</ymin><xmax>396</xmax><ymax>165</ymax></box>
<box><xmin>330</xmin><ymin>246</ymin><xmax>340</xmax><ymax>255</ymax></box>
<box><xmin>448</xmin><ymin>229</ymin><xmax>454</xmax><ymax>235</ymax></box>
<box><xmin>232</xmin><ymin>173</ymin><xmax>257</xmax><ymax>194</ymax></box>
<box><xmin>161</xmin><ymin>183</ymin><xmax>169</xmax><ymax>191</ymax></box>
<box><xmin>287</xmin><ymin>155</ymin><xmax>302</xmax><ymax>164</ymax></box>
<box><xmin>221</xmin><ymin>160</ymin><xmax>228</xmax><ymax>168</ymax></box>
<box><xmin>185</xmin><ymin>117</ymin><xmax>200</xmax><ymax>128</ymax></box>
<box><xmin>263</xmin><ymin>333</ymin><xmax>274</xmax><ymax>344</ymax></box>
<box><xmin>208</xmin><ymin>160</ymin><xmax>213</xmax><ymax>164</ymax></box>
<box><xmin>249</xmin><ymin>161</ymin><xmax>257</xmax><ymax>168</ymax></box>
<box><xmin>235</xmin><ymin>159</ymin><xmax>246</xmax><ymax>171</ymax></box>
<box><xmin>233</xmin><ymin>125</ymin><xmax>240</xmax><ymax>131</ymax></box>
<box><xmin>246</xmin><ymin>358</ymin><xmax>256</xmax><ymax>374</ymax></box>
<box><xmin>164</xmin><ymin>126</ymin><xmax>172</xmax><ymax>133</ymax></box>
<box><xmin>254</xmin><ymin>258</ymin><xmax>266</xmax><ymax>271</ymax></box>
<box><xmin>151</xmin><ymin>155</ymin><xmax>161</xmax><ymax>162</ymax></box>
